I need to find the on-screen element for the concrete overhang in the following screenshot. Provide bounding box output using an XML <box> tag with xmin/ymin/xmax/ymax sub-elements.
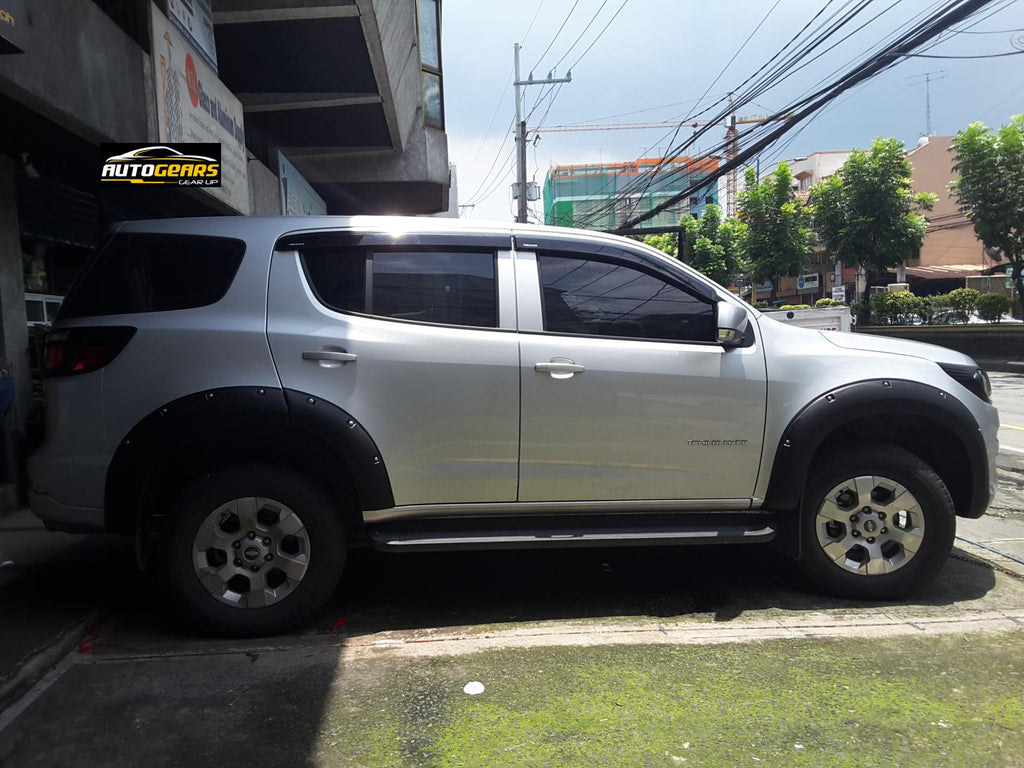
<box><xmin>213</xmin><ymin>0</ymin><xmax>449</xmax><ymax>214</ymax></box>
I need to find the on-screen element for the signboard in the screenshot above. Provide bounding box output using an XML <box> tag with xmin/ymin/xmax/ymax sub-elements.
<box><xmin>755</xmin><ymin>280</ymin><xmax>773</xmax><ymax>294</ymax></box>
<box><xmin>167</xmin><ymin>0</ymin><xmax>218</xmax><ymax>72</ymax></box>
<box><xmin>832</xmin><ymin>286</ymin><xmax>846</xmax><ymax>302</ymax></box>
<box><xmin>152</xmin><ymin>4</ymin><xmax>249</xmax><ymax>214</ymax></box>
<box><xmin>797</xmin><ymin>273</ymin><xmax>820</xmax><ymax>293</ymax></box>
<box><xmin>0</xmin><ymin>0</ymin><xmax>27</xmax><ymax>54</ymax></box>
<box><xmin>278</xmin><ymin>152</ymin><xmax>327</xmax><ymax>216</ymax></box>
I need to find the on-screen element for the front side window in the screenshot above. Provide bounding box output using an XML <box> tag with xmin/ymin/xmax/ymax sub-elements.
<box><xmin>302</xmin><ymin>248</ymin><xmax>497</xmax><ymax>329</ymax></box>
<box><xmin>537</xmin><ymin>252</ymin><xmax>714</xmax><ymax>342</ymax></box>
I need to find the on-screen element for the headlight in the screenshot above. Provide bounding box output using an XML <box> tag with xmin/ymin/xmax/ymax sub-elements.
<box><xmin>938</xmin><ymin>363</ymin><xmax>991</xmax><ymax>403</ymax></box>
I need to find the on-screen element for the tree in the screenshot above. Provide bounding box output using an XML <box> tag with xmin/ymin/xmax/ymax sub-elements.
<box><xmin>738</xmin><ymin>163</ymin><xmax>816</xmax><ymax>295</ymax></box>
<box><xmin>810</xmin><ymin>137</ymin><xmax>936</xmax><ymax>281</ymax></box>
<box><xmin>950</xmin><ymin>115</ymin><xmax>1024</xmax><ymax>312</ymax></box>
<box><xmin>641</xmin><ymin>204</ymin><xmax>746</xmax><ymax>287</ymax></box>
<box><xmin>681</xmin><ymin>203</ymin><xmax>746</xmax><ymax>286</ymax></box>
<box><xmin>641</xmin><ymin>231</ymin><xmax>678</xmax><ymax>258</ymax></box>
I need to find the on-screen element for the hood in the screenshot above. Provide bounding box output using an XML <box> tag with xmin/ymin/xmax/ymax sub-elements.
<box><xmin>821</xmin><ymin>330</ymin><xmax>977</xmax><ymax>367</ymax></box>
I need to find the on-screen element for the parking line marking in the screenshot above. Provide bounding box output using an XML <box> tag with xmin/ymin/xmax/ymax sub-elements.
<box><xmin>1003</xmin><ymin>424</ymin><xmax>1024</xmax><ymax>432</ymax></box>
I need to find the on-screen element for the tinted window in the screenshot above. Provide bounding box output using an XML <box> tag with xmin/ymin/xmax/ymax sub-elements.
<box><xmin>537</xmin><ymin>252</ymin><xmax>714</xmax><ymax>342</ymax></box>
<box><xmin>302</xmin><ymin>249</ymin><xmax>367</xmax><ymax>314</ymax></box>
<box><xmin>372</xmin><ymin>251</ymin><xmax>495</xmax><ymax>327</ymax></box>
<box><xmin>301</xmin><ymin>248</ymin><xmax>497</xmax><ymax>329</ymax></box>
<box><xmin>25</xmin><ymin>299</ymin><xmax>44</xmax><ymax>323</ymax></box>
<box><xmin>59</xmin><ymin>234</ymin><xmax>245</xmax><ymax>319</ymax></box>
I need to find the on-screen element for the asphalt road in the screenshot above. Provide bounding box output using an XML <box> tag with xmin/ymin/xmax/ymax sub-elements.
<box><xmin>990</xmin><ymin>371</ymin><xmax>1024</xmax><ymax>463</ymax></box>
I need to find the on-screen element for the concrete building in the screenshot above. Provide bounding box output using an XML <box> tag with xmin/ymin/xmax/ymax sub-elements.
<box><xmin>543</xmin><ymin>156</ymin><xmax>720</xmax><ymax>231</ymax></box>
<box><xmin>759</xmin><ymin>141</ymin><xmax>1000</xmax><ymax>304</ymax></box>
<box><xmin>905</xmin><ymin>135</ymin><xmax>1000</xmax><ymax>293</ymax></box>
<box><xmin>0</xmin><ymin>0</ymin><xmax>450</xmax><ymax>504</ymax></box>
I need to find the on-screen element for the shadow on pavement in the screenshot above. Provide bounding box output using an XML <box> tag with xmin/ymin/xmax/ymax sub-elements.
<box><xmin>318</xmin><ymin>543</ymin><xmax>1000</xmax><ymax>636</ymax></box>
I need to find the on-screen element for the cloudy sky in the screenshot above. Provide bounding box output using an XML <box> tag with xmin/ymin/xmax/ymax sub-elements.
<box><xmin>441</xmin><ymin>0</ymin><xmax>1023</xmax><ymax>223</ymax></box>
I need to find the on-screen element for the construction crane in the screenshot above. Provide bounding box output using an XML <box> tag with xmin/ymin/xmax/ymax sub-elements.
<box><xmin>532</xmin><ymin>96</ymin><xmax>792</xmax><ymax>217</ymax></box>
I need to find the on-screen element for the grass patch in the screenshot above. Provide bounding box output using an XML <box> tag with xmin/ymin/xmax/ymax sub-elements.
<box><xmin>314</xmin><ymin>632</ymin><xmax>1024</xmax><ymax>767</ymax></box>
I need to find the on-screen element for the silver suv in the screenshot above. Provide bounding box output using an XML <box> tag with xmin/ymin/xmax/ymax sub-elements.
<box><xmin>28</xmin><ymin>216</ymin><xmax>1000</xmax><ymax>635</ymax></box>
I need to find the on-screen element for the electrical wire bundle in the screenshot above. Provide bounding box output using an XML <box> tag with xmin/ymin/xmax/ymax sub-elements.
<box><xmin>566</xmin><ymin>0</ymin><xmax>1015</xmax><ymax>232</ymax></box>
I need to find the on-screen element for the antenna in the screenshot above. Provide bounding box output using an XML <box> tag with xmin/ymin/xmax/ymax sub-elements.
<box><xmin>906</xmin><ymin>71</ymin><xmax>948</xmax><ymax>136</ymax></box>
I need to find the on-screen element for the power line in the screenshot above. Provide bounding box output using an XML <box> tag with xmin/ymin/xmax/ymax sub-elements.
<box><xmin>462</xmin><ymin>116</ymin><xmax>516</xmax><ymax>206</ymax></box>
<box><xmin>909</xmin><ymin>49</ymin><xmax>1024</xmax><ymax>57</ymax></box>
<box><xmin>531</xmin><ymin>0</ymin><xmax>581</xmax><ymax>73</ymax></box>
<box><xmin>571</xmin><ymin>0</ymin><xmax>873</xmax><ymax>228</ymax></box>
<box><xmin>614</xmin><ymin>0</ymin><xmax>1007</xmax><ymax>232</ymax></box>
<box><xmin>549</xmin><ymin>0</ymin><xmax>611</xmax><ymax>72</ymax></box>
<box><xmin>576</xmin><ymin>0</ymin><xmax>965</xmax><ymax>229</ymax></box>
<box><xmin>461</xmin><ymin>1</ymin><xmax>548</xmax><ymax>183</ymax></box>
<box><xmin>565</xmin><ymin>0</ymin><xmax>632</xmax><ymax>72</ymax></box>
<box><xmin>572</xmin><ymin>0</ymin><xmax>970</xmax><ymax>230</ymax></box>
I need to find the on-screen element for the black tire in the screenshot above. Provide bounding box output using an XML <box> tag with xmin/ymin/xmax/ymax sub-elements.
<box><xmin>797</xmin><ymin>444</ymin><xmax>955</xmax><ymax>600</ymax></box>
<box><xmin>163</xmin><ymin>465</ymin><xmax>346</xmax><ymax>636</ymax></box>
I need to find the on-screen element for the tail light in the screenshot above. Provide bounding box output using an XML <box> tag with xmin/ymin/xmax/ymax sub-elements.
<box><xmin>44</xmin><ymin>327</ymin><xmax>136</xmax><ymax>377</ymax></box>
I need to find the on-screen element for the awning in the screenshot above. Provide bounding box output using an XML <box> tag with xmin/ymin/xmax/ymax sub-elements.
<box><xmin>902</xmin><ymin>264</ymin><xmax>992</xmax><ymax>279</ymax></box>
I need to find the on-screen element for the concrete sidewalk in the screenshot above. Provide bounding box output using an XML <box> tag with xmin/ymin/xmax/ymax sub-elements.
<box><xmin>957</xmin><ymin>467</ymin><xmax>1024</xmax><ymax>578</ymax></box>
<box><xmin>0</xmin><ymin>509</ymin><xmax>131</xmax><ymax>709</ymax></box>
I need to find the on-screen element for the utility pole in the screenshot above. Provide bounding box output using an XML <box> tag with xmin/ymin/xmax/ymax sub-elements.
<box><xmin>513</xmin><ymin>43</ymin><xmax>571</xmax><ymax>223</ymax></box>
<box><xmin>725</xmin><ymin>92</ymin><xmax>739</xmax><ymax>218</ymax></box>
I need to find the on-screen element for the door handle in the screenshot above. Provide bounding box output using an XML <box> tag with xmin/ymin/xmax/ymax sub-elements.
<box><xmin>302</xmin><ymin>350</ymin><xmax>357</xmax><ymax>363</ymax></box>
<box><xmin>535</xmin><ymin>359</ymin><xmax>584</xmax><ymax>378</ymax></box>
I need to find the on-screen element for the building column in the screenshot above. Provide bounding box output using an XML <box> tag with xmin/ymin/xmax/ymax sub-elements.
<box><xmin>0</xmin><ymin>154</ymin><xmax>30</xmax><ymax>507</ymax></box>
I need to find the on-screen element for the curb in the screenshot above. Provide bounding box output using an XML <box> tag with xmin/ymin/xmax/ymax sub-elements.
<box><xmin>998</xmin><ymin>458</ymin><xmax>1024</xmax><ymax>475</ymax></box>
<box><xmin>0</xmin><ymin>611</ymin><xmax>105</xmax><ymax>714</ymax></box>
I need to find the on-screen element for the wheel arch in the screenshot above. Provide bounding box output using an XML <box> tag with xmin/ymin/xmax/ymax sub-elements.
<box><xmin>765</xmin><ymin>379</ymin><xmax>990</xmax><ymax>557</ymax></box>
<box><xmin>104</xmin><ymin>386</ymin><xmax>394</xmax><ymax>538</ymax></box>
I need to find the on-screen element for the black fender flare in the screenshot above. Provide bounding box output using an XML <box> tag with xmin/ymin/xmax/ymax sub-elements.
<box><xmin>104</xmin><ymin>386</ymin><xmax>394</xmax><ymax>534</ymax></box>
<box><xmin>764</xmin><ymin>378</ymin><xmax>989</xmax><ymax>519</ymax></box>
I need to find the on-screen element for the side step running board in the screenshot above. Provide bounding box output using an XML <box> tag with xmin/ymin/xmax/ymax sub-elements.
<box><xmin>367</xmin><ymin>521</ymin><xmax>776</xmax><ymax>552</ymax></box>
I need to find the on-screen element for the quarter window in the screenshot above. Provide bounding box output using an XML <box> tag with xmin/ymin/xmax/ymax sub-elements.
<box><xmin>302</xmin><ymin>248</ymin><xmax>497</xmax><ymax>329</ymax></box>
<box><xmin>537</xmin><ymin>252</ymin><xmax>714</xmax><ymax>342</ymax></box>
<box><xmin>59</xmin><ymin>234</ymin><xmax>245</xmax><ymax>319</ymax></box>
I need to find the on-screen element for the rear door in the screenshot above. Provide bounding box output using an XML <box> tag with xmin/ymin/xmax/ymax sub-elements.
<box><xmin>267</xmin><ymin>229</ymin><xmax>520</xmax><ymax>508</ymax></box>
<box><xmin>515</xmin><ymin>236</ymin><xmax>767</xmax><ymax>504</ymax></box>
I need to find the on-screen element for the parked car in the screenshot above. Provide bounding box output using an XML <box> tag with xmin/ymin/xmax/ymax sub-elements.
<box><xmin>29</xmin><ymin>217</ymin><xmax>999</xmax><ymax>635</ymax></box>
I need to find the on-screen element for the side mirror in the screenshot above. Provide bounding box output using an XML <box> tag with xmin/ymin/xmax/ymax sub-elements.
<box><xmin>716</xmin><ymin>301</ymin><xmax>751</xmax><ymax>348</ymax></box>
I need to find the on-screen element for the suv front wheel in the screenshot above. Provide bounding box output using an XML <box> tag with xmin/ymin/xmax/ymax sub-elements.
<box><xmin>163</xmin><ymin>465</ymin><xmax>346</xmax><ymax>636</ymax></box>
<box><xmin>798</xmin><ymin>444</ymin><xmax>956</xmax><ymax>600</ymax></box>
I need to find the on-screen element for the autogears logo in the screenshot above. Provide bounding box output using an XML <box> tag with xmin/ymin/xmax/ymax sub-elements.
<box><xmin>100</xmin><ymin>144</ymin><xmax>221</xmax><ymax>187</ymax></box>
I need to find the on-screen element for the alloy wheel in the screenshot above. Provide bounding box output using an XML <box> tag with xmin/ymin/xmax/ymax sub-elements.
<box><xmin>191</xmin><ymin>497</ymin><xmax>310</xmax><ymax>608</ymax></box>
<box><xmin>814</xmin><ymin>474</ymin><xmax>925</xmax><ymax>577</ymax></box>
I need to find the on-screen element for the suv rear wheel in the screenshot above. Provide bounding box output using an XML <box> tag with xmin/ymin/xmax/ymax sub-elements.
<box><xmin>163</xmin><ymin>465</ymin><xmax>346</xmax><ymax>636</ymax></box>
<box><xmin>798</xmin><ymin>444</ymin><xmax>955</xmax><ymax>599</ymax></box>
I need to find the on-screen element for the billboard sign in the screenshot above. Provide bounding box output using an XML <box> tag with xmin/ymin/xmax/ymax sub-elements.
<box><xmin>167</xmin><ymin>0</ymin><xmax>218</xmax><ymax>72</ymax></box>
<box><xmin>797</xmin><ymin>273</ymin><xmax>820</xmax><ymax>293</ymax></box>
<box><xmin>0</xmin><ymin>0</ymin><xmax>27</xmax><ymax>54</ymax></box>
<box><xmin>278</xmin><ymin>152</ymin><xmax>327</xmax><ymax>216</ymax></box>
<box><xmin>152</xmin><ymin>4</ymin><xmax>248</xmax><ymax>214</ymax></box>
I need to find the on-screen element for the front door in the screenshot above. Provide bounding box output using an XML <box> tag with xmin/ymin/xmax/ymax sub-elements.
<box><xmin>515</xmin><ymin>243</ymin><xmax>766</xmax><ymax>503</ymax></box>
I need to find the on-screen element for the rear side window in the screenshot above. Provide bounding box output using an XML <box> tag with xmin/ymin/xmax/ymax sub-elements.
<box><xmin>302</xmin><ymin>248</ymin><xmax>498</xmax><ymax>328</ymax></box>
<box><xmin>59</xmin><ymin>234</ymin><xmax>245</xmax><ymax>320</ymax></box>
